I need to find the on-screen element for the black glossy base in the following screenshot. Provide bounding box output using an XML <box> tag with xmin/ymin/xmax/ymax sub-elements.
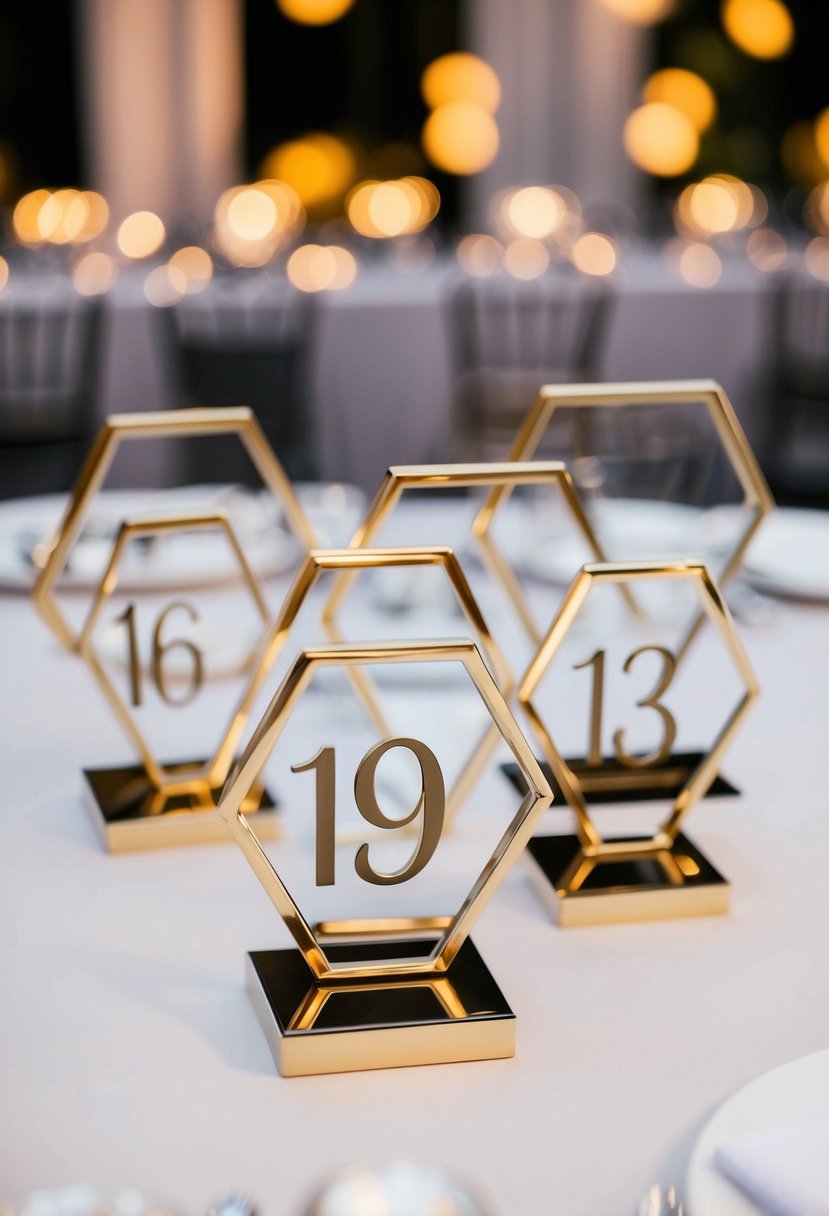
<box><xmin>83</xmin><ymin>760</ymin><xmax>277</xmax><ymax>852</ymax></box>
<box><xmin>502</xmin><ymin>751</ymin><xmax>739</xmax><ymax>804</ymax></box>
<box><xmin>247</xmin><ymin>937</ymin><xmax>516</xmax><ymax>1076</ymax></box>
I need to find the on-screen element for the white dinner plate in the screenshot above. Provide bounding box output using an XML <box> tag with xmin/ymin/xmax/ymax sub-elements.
<box><xmin>0</xmin><ymin>482</ymin><xmax>364</xmax><ymax>594</ymax></box>
<box><xmin>685</xmin><ymin>1047</ymin><xmax>829</xmax><ymax>1215</ymax></box>
<box><xmin>743</xmin><ymin>508</ymin><xmax>829</xmax><ymax>602</ymax></box>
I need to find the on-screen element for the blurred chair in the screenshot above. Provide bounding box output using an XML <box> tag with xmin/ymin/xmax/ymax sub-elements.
<box><xmin>446</xmin><ymin>271</ymin><xmax>612</xmax><ymax>460</ymax></box>
<box><xmin>0</xmin><ymin>288</ymin><xmax>103</xmax><ymax>499</ymax></box>
<box><xmin>165</xmin><ymin>275</ymin><xmax>316</xmax><ymax>484</ymax></box>
<box><xmin>766</xmin><ymin>270</ymin><xmax>829</xmax><ymax>507</ymax></box>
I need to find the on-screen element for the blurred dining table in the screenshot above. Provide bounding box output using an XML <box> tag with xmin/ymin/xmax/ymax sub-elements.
<box><xmin>0</xmin><ymin>492</ymin><xmax>827</xmax><ymax>1216</ymax></box>
<box><xmin>95</xmin><ymin>248</ymin><xmax>776</xmax><ymax>494</ymax></box>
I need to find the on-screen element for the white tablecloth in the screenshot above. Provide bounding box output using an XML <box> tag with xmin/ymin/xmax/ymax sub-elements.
<box><xmin>1</xmin><ymin>496</ymin><xmax>826</xmax><ymax>1215</ymax></box>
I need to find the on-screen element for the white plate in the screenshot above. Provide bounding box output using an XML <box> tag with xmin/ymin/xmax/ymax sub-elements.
<box><xmin>0</xmin><ymin>486</ymin><xmax>306</xmax><ymax>593</ymax></box>
<box><xmin>743</xmin><ymin>508</ymin><xmax>829</xmax><ymax>602</ymax></box>
<box><xmin>685</xmin><ymin>1047</ymin><xmax>829</xmax><ymax>1215</ymax></box>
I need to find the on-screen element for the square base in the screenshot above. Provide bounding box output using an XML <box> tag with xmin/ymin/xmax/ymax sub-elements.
<box><xmin>83</xmin><ymin>761</ymin><xmax>277</xmax><ymax>852</ymax></box>
<box><xmin>526</xmin><ymin>832</ymin><xmax>729</xmax><ymax>927</ymax></box>
<box><xmin>502</xmin><ymin>751</ymin><xmax>739</xmax><ymax>805</ymax></box>
<box><xmin>246</xmin><ymin>937</ymin><xmax>516</xmax><ymax>1077</ymax></box>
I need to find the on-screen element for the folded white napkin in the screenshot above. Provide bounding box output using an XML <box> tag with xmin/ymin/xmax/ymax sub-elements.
<box><xmin>714</xmin><ymin>1114</ymin><xmax>829</xmax><ymax>1216</ymax></box>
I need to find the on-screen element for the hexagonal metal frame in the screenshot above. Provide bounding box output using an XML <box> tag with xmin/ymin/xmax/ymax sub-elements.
<box><xmin>321</xmin><ymin>462</ymin><xmax>628</xmax><ymax>663</ymax></box>
<box><xmin>33</xmin><ymin>406</ymin><xmax>316</xmax><ymax>652</ymax></box>
<box><xmin>218</xmin><ymin>637</ymin><xmax>552</xmax><ymax>982</ymax></box>
<box><xmin>518</xmin><ymin>560</ymin><xmax>760</xmax><ymax>925</ymax></box>
<box><xmin>474</xmin><ymin>380</ymin><xmax>774</xmax><ymax>659</ymax></box>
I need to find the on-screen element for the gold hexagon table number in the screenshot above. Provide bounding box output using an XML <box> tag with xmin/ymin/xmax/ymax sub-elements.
<box><xmin>30</xmin><ymin>407</ymin><xmax>317</xmax><ymax>851</ymax></box>
<box><xmin>33</xmin><ymin>407</ymin><xmax>316</xmax><ymax>651</ymax></box>
<box><xmin>73</xmin><ymin>509</ymin><xmax>280</xmax><ymax>851</ymax></box>
<box><xmin>517</xmin><ymin>561</ymin><xmax>759</xmax><ymax>927</ymax></box>
<box><xmin>217</xmin><ymin>638</ymin><xmax>552</xmax><ymax>1076</ymax></box>
<box><xmin>321</xmin><ymin>462</ymin><xmax>627</xmax><ymax>670</ymax></box>
<box><xmin>475</xmin><ymin>381</ymin><xmax>773</xmax><ymax>663</ymax></box>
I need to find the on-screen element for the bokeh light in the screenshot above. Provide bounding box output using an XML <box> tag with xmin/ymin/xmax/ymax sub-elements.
<box><xmin>572</xmin><ymin>232</ymin><xmax>618</xmax><ymax>276</ymax></box>
<box><xmin>168</xmin><ymin>247</ymin><xmax>214</xmax><ymax>294</ymax></box>
<box><xmin>117</xmin><ymin>211</ymin><xmax>166</xmax><ymax>259</ymax></box>
<box><xmin>781</xmin><ymin>121</ymin><xmax>825</xmax><ymax>186</ymax></box>
<box><xmin>346</xmin><ymin>177</ymin><xmax>439</xmax><ymax>238</ymax></box>
<box><xmin>721</xmin><ymin>0</ymin><xmax>794</xmax><ymax>60</ymax></box>
<box><xmin>745</xmin><ymin>228</ymin><xmax>787</xmax><ymax>271</ymax></box>
<box><xmin>422</xmin><ymin>103</ymin><xmax>499</xmax><ymax>175</ymax></box>
<box><xmin>0</xmin><ymin>256</ymin><xmax>9</xmax><ymax>291</ymax></box>
<box><xmin>287</xmin><ymin>244</ymin><xmax>357</xmax><ymax>292</ymax></box>
<box><xmin>678</xmin><ymin>242</ymin><xmax>722</xmax><ymax>287</ymax></box>
<box><xmin>642</xmin><ymin>69</ymin><xmax>717</xmax><ymax>133</ymax></box>
<box><xmin>420</xmin><ymin>53</ymin><xmax>501</xmax><ymax>114</ymax></box>
<box><xmin>213</xmin><ymin>180</ymin><xmax>304</xmax><ymax>266</ymax></box>
<box><xmin>72</xmin><ymin>252</ymin><xmax>117</xmax><ymax>296</ymax></box>
<box><xmin>276</xmin><ymin>0</ymin><xmax>355</xmax><ymax>25</ymax></box>
<box><xmin>261</xmin><ymin>133</ymin><xmax>357</xmax><ymax>210</ymax></box>
<box><xmin>144</xmin><ymin>264</ymin><xmax>187</xmax><ymax>308</ymax></box>
<box><xmin>814</xmin><ymin>108</ymin><xmax>829</xmax><ymax>172</ymax></box>
<box><xmin>624</xmin><ymin>103</ymin><xmax>699</xmax><ymax>176</ymax></box>
<box><xmin>804</xmin><ymin>237</ymin><xmax>829</xmax><ymax>283</ymax></box>
<box><xmin>12</xmin><ymin>189</ymin><xmax>51</xmax><ymax>244</ymax></box>
<box><xmin>598</xmin><ymin>0</ymin><xmax>674</xmax><ymax>24</ymax></box>
<box><xmin>506</xmin><ymin>187</ymin><xmax>566</xmax><ymax>239</ymax></box>
<box><xmin>456</xmin><ymin>234</ymin><xmax>504</xmax><ymax>277</ymax></box>
<box><xmin>12</xmin><ymin>188</ymin><xmax>110</xmax><ymax>246</ymax></box>
<box><xmin>503</xmin><ymin>237</ymin><xmax>550</xmax><ymax>280</ymax></box>
<box><xmin>79</xmin><ymin>192</ymin><xmax>110</xmax><ymax>241</ymax></box>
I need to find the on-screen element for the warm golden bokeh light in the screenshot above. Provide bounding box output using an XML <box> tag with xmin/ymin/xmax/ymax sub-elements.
<box><xmin>422</xmin><ymin>103</ymin><xmax>499</xmax><ymax>175</ymax></box>
<box><xmin>678</xmin><ymin>241</ymin><xmax>722</xmax><ymax>287</ymax></box>
<box><xmin>815</xmin><ymin>108</ymin><xmax>829</xmax><ymax>171</ymax></box>
<box><xmin>226</xmin><ymin>187</ymin><xmax>277</xmax><ymax>241</ymax></box>
<box><xmin>346</xmin><ymin>177</ymin><xmax>439</xmax><ymax>238</ymax></box>
<box><xmin>805</xmin><ymin>237</ymin><xmax>829</xmax><ymax>283</ymax></box>
<box><xmin>624</xmin><ymin>103</ymin><xmax>699</xmax><ymax>176</ymax></box>
<box><xmin>261</xmin><ymin>133</ymin><xmax>356</xmax><ymax>209</ymax></box>
<box><xmin>0</xmin><ymin>256</ymin><xmax>9</xmax><ymax>291</ymax></box>
<box><xmin>642</xmin><ymin>68</ymin><xmax>717</xmax><ymax>133</ymax></box>
<box><xmin>598</xmin><ymin>0</ymin><xmax>674</xmax><ymax>24</ymax></box>
<box><xmin>677</xmin><ymin>175</ymin><xmax>761</xmax><ymax>236</ymax></box>
<box><xmin>144</xmin><ymin>264</ymin><xmax>187</xmax><ymax>308</ymax></box>
<box><xmin>13</xmin><ymin>189</ymin><xmax>51</xmax><ymax>244</ymax></box>
<box><xmin>804</xmin><ymin>183</ymin><xmax>829</xmax><ymax>235</ymax></box>
<box><xmin>504</xmin><ymin>237</ymin><xmax>550</xmax><ymax>280</ymax></box>
<box><xmin>117</xmin><ymin>211</ymin><xmax>166</xmax><ymax>259</ymax></box>
<box><xmin>276</xmin><ymin>0</ymin><xmax>355</xmax><ymax>25</ymax></box>
<box><xmin>72</xmin><ymin>252</ymin><xmax>117</xmax><ymax>296</ymax></box>
<box><xmin>572</xmin><ymin>232</ymin><xmax>618</xmax><ymax>276</ymax></box>
<box><xmin>506</xmin><ymin>186</ymin><xmax>566</xmax><ymax>239</ymax></box>
<box><xmin>168</xmin><ymin>247</ymin><xmax>214</xmax><ymax>294</ymax></box>
<box><xmin>721</xmin><ymin>0</ymin><xmax>794</xmax><ymax>60</ymax></box>
<box><xmin>781</xmin><ymin>121</ymin><xmax>826</xmax><ymax>186</ymax></box>
<box><xmin>456</xmin><ymin>234</ymin><xmax>504</xmax><ymax>277</ymax></box>
<box><xmin>420</xmin><ymin>53</ymin><xmax>501</xmax><ymax>114</ymax></box>
<box><xmin>287</xmin><ymin>243</ymin><xmax>356</xmax><ymax>292</ymax></box>
<box><xmin>37</xmin><ymin>189</ymin><xmax>89</xmax><ymax>244</ymax></box>
<box><xmin>79</xmin><ymin>191</ymin><xmax>109</xmax><ymax>241</ymax></box>
<box><xmin>745</xmin><ymin>228</ymin><xmax>787</xmax><ymax>272</ymax></box>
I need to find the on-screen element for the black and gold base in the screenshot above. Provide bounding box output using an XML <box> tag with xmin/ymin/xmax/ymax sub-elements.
<box><xmin>526</xmin><ymin>832</ymin><xmax>729</xmax><ymax>927</ymax></box>
<box><xmin>83</xmin><ymin>761</ymin><xmax>277</xmax><ymax>852</ymax></box>
<box><xmin>502</xmin><ymin>752</ymin><xmax>739</xmax><ymax>804</ymax></box>
<box><xmin>246</xmin><ymin>937</ymin><xmax>516</xmax><ymax>1077</ymax></box>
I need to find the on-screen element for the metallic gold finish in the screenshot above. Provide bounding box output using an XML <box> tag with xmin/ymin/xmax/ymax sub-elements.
<box><xmin>525</xmin><ymin>832</ymin><xmax>729</xmax><ymax>927</ymax></box>
<box><xmin>77</xmin><ymin>510</ymin><xmax>271</xmax><ymax>798</ymax></box>
<box><xmin>474</xmin><ymin>380</ymin><xmax>774</xmax><ymax>657</ymax></box>
<box><xmin>230</xmin><ymin>545</ymin><xmax>514</xmax><ymax>827</ymax></box>
<box><xmin>82</xmin><ymin>762</ymin><xmax>275</xmax><ymax>852</ymax></box>
<box><xmin>245</xmin><ymin>937</ymin><xmax>515</xmax><ymax>1077</ymax></box>
<box><xmin>575</xmin><ymin>644</ymin><xmax>678</xmax><ymax>770</ymax></box>
<box><xmin>33</xmin><ymin>406</ymin><xmax>316</xmax><ymax>652</ymax></box>
<box><xmin>520</xmin><ymin>560</ymin><xmax>759</xmax><ymax>860</ymax></box>
<box><xmin>322</xmin><ymin>462</ymin><xmax>628</xmax><ymax>655</ymax></box>
<box><xmin>218</xmin><ymin>637</ymin><xmax>552</xmax><ymax>982</ymax></box>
